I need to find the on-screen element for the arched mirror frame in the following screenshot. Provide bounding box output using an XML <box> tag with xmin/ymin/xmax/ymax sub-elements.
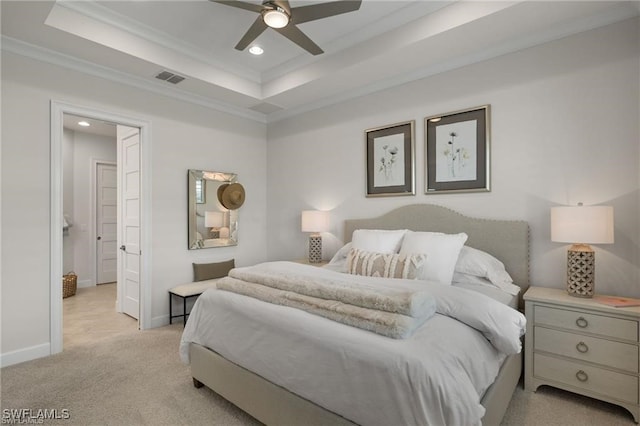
<box><xmin>188</xmin><ymin>169</ymin><xmax>239</xmax><ymax>249</ymax></box>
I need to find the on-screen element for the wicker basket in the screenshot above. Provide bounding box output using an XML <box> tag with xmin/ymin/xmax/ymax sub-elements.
<box><xmin>63</xmin><ymin>272</ymin><xmax>77</xmax><ymax>298</ymax></box>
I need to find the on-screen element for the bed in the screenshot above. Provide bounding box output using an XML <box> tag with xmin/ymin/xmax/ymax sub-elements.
<box><xmin>180</xmin><ymin>204</ymin><xmax>529</xmax><ymax>425</ymax></box>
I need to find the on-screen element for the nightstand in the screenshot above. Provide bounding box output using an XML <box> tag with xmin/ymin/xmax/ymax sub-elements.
<box><xmin>524</xmin><ymin>287</ymin><xmax>640</xmax><ymax>423</ymax></box>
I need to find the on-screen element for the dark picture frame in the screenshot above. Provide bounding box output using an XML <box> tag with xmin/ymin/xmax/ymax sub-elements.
<box><xmin>425</xmin><ymin>105</ymin><xmax>490</xmax><ymax>194</ymax></box>
<box><xmin>365</xmin><ymin>120</ymin><xmax>415</xmax><ymax>197</ymax></box>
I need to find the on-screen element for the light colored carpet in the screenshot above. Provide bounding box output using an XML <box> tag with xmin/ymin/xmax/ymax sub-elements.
<box><xmin>0</xmin><ymin>285</ymin><xmax>635</xmax><ymax>425</ymax></box>
<box><xmin>1</xmin><ymin>284</ymin><xmax>260</xmax><ymax>426</ymax></box>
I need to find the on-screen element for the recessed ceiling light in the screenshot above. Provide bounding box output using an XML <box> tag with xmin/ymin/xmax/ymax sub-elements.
<box><xmin>429</xmin><ymin>117</ymin><xmax>442</xmax><ymax>123</ymax></box>
<box><xmin>249</xmin><ymin>46</ymin><xmax>264</xmax><ymax>55</ymax></box>
<box><xmin>78</xmin><ymin>121</ymin><xmax>91</xmax><ymax>127</ymax></box>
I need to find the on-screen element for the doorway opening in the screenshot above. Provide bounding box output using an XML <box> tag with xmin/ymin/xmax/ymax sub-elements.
<box><xmin>51</xmin><ymin>101</ymin><xmax>152</xmax><ymax>355</ymax></box>
<box><xmin>61</xmin><ymin>114</ymin><xmax>135</xmax><ymax>348</ymax></box>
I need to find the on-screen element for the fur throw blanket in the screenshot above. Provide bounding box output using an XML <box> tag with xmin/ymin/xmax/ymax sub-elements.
<box><xmin>217</xmin><ymin>263</ymin><xmax>436</xmax><ymax>339</ymax></box>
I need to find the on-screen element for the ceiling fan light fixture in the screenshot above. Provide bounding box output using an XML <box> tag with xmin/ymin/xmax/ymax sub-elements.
<box><xmin>262</xmin><ymin>7</ymin><xmax>289</xmax><ymax>29</ymax></box>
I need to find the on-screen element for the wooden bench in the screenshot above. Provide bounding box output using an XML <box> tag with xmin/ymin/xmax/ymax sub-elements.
<box><xmin>169</xmin><ymin>279</ymin><xmax>220</xmax><ymax>326</ymax></box>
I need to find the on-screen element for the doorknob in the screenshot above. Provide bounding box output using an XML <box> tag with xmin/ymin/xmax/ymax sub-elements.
<box><xmin>97</xmin><ymin>236</ymin><xmax>102</xmax><ymax>240</ymax></box>
<box><xmin>120</xmin><ymin>245</ymin><xmax>126</xmax><ymax>251</ymax></box>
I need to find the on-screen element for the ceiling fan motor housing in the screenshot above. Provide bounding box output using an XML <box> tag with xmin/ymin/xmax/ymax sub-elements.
<box><xmin>263</xmin><ymin>1</ymin><xmax>290</xmax><ymax>13</ymax></box>
<box><xmin>262</xmin><ymin>3</ymin><xmax>290</xmax><ymax>29</ymax></box>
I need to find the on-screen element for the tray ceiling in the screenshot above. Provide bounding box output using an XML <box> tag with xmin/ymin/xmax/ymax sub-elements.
<box><xmin>2</xmin><ymin>1</ymin><xmax>638</xmax><ymax>122</ymax></box>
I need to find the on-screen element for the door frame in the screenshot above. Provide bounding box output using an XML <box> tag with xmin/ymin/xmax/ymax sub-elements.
<box><xmin>50</xmin><ymin>100</ymin><xmax>152</xmax><ymax>354</ymax></box>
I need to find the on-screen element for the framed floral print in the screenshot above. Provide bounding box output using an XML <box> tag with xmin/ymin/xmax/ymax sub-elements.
<box><xmin>365</xmin><ymin>120</ymin><xmax>415</xmax><ymax>197</ymax></box>
<box><xmin>424</xmin><ymin>105</ymin><xmax>490</xmax><ymax>194</ymax></box>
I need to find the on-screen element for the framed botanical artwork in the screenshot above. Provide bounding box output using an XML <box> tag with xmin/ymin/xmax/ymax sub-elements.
<box><xmin>365</xmin><ymin>120</ymin><xmax>415</xmax><ymax>197</ymax></box>
<box><xmin>424</xmin><ymin>105</ymin><xmax>490</xmax><ymax>194</ymax></box>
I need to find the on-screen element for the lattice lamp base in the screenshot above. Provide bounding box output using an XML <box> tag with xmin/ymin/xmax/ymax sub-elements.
<box><xmin>566</xmin><ymin>244</ymin><xmax>595</xmax><ymax>298</ymax></box>
<box><xmin>308</xmin><ymin>234</ymin><xmax>323</xmax><ymax>264</ymax></box>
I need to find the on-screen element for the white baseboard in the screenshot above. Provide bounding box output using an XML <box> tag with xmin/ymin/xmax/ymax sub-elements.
<box><xmin>1</xmin><ymin>343</ymin><xmax>51</xmax><ymax>368</ymax></box>
<box><xmin>77</xmin><ymin>279</ymin><xmax>93</xmax><ymax>288</ymax></box>
<box><xmin>151</xmin><ymin>314</ymin><xmax>170</xmax><ymax>329</ymax></box>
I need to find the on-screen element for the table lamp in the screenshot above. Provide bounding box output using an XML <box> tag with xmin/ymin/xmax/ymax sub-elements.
<box><xmin>551</xmin><ymin>204</ymin><xmax>614</xmax><ymax>297</ymax></box>
<box><xmin>301</xmin><ymin>210</ymin><xmax>330</xmax><ymax>263</ymax></box>
<box><xmin>205</xmin><ymin>211</ymin><xmax>224</xmax><ymax>239</ymax></box>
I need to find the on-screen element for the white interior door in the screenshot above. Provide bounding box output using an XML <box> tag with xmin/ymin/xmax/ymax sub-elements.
<box><xmin>117</xmin><ymin>125</ymin><xmax>141</xmax><ymax>320</ymax></box>
<box><xmin>96</xmin><ymin>163</ymin><xmax>117</xmax><ymax>284</ymax></box>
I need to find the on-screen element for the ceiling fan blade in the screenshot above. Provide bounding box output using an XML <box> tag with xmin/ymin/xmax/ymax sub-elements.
<box><xmin>275</xmin><ymin>24</ymin><xmax>323</xmax><ymax>55</ymax></box>
<box><xmin>235</xmin><ymin>16</ymin><xmax>268</xmax><ymax>51</ymax></box>
<box><xmin>210</xmin><ymin>0</ymin><xmax>264</xmax><ymax>14</ymax></box>
<box><xmin>291</xmin><ymin>0</ymin><xmax>362</xmax><ymax>25</ymax></box>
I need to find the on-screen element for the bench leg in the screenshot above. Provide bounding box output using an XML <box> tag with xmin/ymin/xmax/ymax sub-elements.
<box><xmin>183</xmin><ymin>296</ymin><xmax>187</xmax><ymax>327</ymax></box>
<box><xmin>169</xmin><ymin>293</ymin><xmax>173</xmax><ymax>324</ymax></box>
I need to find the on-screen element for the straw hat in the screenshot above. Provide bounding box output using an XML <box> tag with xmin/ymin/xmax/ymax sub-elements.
<box><xmin>217</xmin><ymin>183</ymin><xmax>245</xmax><ymax>210</ymax></box>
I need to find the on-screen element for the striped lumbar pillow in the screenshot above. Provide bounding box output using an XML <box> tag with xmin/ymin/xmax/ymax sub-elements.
<box><xmin>347</xmin><ymin>248</ymin><xmax>427</xmax><ymax>280</ymax></box>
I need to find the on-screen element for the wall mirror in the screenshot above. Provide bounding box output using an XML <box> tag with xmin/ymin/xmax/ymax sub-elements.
<box><xmin>188</xmin><ymin>169</ymin><xmax>239</xmax><ymax>249</ymax></box>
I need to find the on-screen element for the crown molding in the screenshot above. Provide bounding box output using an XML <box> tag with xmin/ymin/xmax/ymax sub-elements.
<box><xmin>1</xmin><ymin>36</ymin><xmax>267</xmax><ymax>124</ymax></box>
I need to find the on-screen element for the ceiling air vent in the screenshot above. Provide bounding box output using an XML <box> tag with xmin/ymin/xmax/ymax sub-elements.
<box><xmin>155</xmin><ymin>70</ymin><xmax>185</xmax><ymax>85</ymax></box>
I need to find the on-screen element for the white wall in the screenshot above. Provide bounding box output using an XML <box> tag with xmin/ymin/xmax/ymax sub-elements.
<box><xmin>1</xmin><ymin>51</ymin><xmax>268</xmax><ymax>363</ymax></box>
<box><xmin>266</xmin><ymin>18</ymin><xmax>640</xmax><ymax>298</ymax></box>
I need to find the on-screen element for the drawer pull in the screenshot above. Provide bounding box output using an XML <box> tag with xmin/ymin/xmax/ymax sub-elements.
<box><xmin>575</xmin><ymin>317</ymin><xmax>589</xmax><ymax>328</ymax></box>
<box><xmin>576</xmin><ymin>342</ymin><xmax>589</xmax><ymax>353</ymax></box>
<box><xmin>575</xmin><ymin>370</ymin><xmax>589</xmax><ymax>382</ymax></box>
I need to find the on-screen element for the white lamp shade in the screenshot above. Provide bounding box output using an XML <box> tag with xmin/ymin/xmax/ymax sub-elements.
<box><xmin>301</xmin><ymin>210</ymin><xmax>330</xmax><ymax>233</ymax></box>
<box><xmin>205</xmin><ymin>211</ymin><xmax>224</xmax><ymax>228</ymax></box>
<box><xmin>551</xmin><ymin>205</ymin><xmax>614</xmax><ymax>244</ymax></box>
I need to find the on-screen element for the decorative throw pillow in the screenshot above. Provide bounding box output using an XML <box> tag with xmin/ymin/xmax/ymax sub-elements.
<box><xmin>351</xmin><ymin>229</ymin><xmax>408</xmax><ymax>254</ymax></box>
<box><xmin>193</xmin><ymin>259</ymin><xmax>235</xmax><ymax>282</ymax></box>
<box><xmin>399</xmin><ymin>231</ymin><xmax>468</xmax><ymax>285</ymax></box>
<box><xmin>346</xmin><ymin>248</ymin><xmax>427</xmax><ymax>280</ymax></box>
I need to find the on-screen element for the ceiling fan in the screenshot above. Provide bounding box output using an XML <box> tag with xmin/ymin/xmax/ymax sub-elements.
<box><xmin>211</xmin><ymin>0</ymin><xmax>363</xmax><ymax>55</ymax></box>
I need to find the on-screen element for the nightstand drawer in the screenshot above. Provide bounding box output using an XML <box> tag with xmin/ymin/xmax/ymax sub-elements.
<box><xmin>535</xmin><ymin>327</ymin><xmax>639</xmax><ymax>373</ymax></box>
<box><xmin>534</xmin><ymin>353</ymin><xmax>638</xmax><ymax>404</ymax></box>
<box><xmin>534</xmin><ymin>305</ymin><xmax>638</xmax><ymax>341</ymax></box>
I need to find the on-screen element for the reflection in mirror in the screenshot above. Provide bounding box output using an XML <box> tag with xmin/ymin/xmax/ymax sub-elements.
<box><xmin>195</xmin><ymin>178</ymin><xmax>205</xmax><ymax>204</ymax></box>
<box><xmin>188</xmin><ymin>170</ymin><xmax>239</xmax><ymax>249</ymax></box>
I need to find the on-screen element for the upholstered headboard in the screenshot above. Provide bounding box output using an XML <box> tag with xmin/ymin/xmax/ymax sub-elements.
<box><xmin>344</xmin><ymin>204</ymin><xmax>530</xmax><ymax>300</ymax></box>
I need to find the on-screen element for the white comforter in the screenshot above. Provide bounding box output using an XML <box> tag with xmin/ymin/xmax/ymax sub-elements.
<box><xmin>180</xmin><ymin>261</ymin><xmax>526</xmax><ymax>426</ymax></box>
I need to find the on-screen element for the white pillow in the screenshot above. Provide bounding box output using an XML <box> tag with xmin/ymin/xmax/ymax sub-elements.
<box><xmin>454</xmin><ymin>246</ymin><xmax>519</xmax><ymax>295</ymax></box>
<box><xmin>351</xmin><ymin>229</ymin><xmax>407</xmax><ymax>254</ymax></box>
<box><xmin>453</xmin><ymin>272</ymin><xmax>521</xmax><ymax>296</ymax></box>
<box><xmin>328</xmin><ymin>242</ymin><xmax>352</xmax><ymax>264</ymax></box>
<box><xmin>399</xmin><ymin>231</ymin><xmax>468</xmax><ymax>284</ymax></box>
